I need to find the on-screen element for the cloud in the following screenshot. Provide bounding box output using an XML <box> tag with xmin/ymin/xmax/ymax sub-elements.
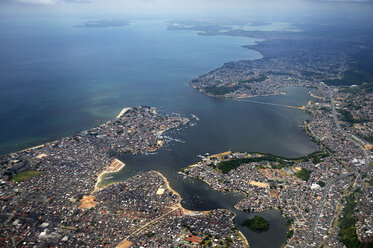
<box><xmin>13</xmin><ymin>0</ymin><xmax>91</xmax><ymax>4</ymax></box>
<box><xmin>15</xmin><ymin>0</ymin><xmax>58</xmax><ymax>4</ymax></box>
<box><xmin>312</xmin><ymin>0</ymin><xmax>372</xmax><ymax>1</ymax></box>
<box><xmin>9</xmin><ymin>0</ymin><xmax>373</xmax><ymax>6</ymax></box>
<box><xmin>63</xmin><ymin>0</ymin><xmax>91</xmax><ymax>2</ymax></box>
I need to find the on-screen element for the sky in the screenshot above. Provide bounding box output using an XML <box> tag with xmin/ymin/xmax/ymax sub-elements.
<box><xmin>0</xmin><ymin>0</ymin><xmax>372</xmax><ymax>21</ymax></box>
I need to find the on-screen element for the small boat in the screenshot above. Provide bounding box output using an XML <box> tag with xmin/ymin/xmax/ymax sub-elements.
<box><xmin>191</xmin><ymin>114</ymin><xmax>200</xmax><ymax>121</ymax></box>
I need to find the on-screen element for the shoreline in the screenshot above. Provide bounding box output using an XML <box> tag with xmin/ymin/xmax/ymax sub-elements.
<box><xmin>116</xmin><ymin>107</ymin><xmax>131</xmax><ymax>119</ymax></box>
<box><xmin>9</xmin><ymin>107</ymin><xmax>134</xmax><ymax>156</ymax></box>
<box><xmin>308</xmin><ymin>90</ymin><xmax>325</xmax><ymax>101</ymax></box>
<box><xmin>155</xmin><ymin>171</ymin><xmax>249</xmax><ymax>245</ymax></box>
<box><xmin>238</xmin><ymin>228</ymin><xmax>250</xmax><ymax>247</ymax></box>
<box><xmin>153</xmin><ymin>171</ymin><xmax>208</xmax><ymax>214</ymax></box>
<box><xmin>94</xmin><ymin>158</ymin><xmax>126</xmax><ymax>192</ymax></box>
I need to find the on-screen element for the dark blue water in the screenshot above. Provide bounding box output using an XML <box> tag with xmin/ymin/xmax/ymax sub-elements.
<box><xmin>0</xmin><ymin>18</ymin><xmax>317</xmax><ymax>247</ymax></box>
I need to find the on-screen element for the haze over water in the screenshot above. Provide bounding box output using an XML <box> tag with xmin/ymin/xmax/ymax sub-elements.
<box><xmin>0</xmin><ymin>19</ymin><xmax>317</xmax><ymax>247</ymax></box>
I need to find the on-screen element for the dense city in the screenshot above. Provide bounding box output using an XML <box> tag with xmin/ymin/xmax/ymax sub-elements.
<box><xmin>0</xmin><ymin>19</ymin><xmax>372</xmax><ymax>248</ymax></box>
<box><xmin>0</xmin><ymin>107</ymin><xmax>200</xmax><ymax>247</ymax></box>
<box><xmin>181</xmin><ymin>82</ymin><xmax>372</xmax><ymax>247</ymax></box>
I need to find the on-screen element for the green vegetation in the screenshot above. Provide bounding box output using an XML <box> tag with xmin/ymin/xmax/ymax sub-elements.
<box><xmin>301</xmin><ymin>151</ymin><xmax>329</xmax><ymax>164</ymax></box>
<box><xmin>116</xmin><ymin>129</ymin><xmax>124</xmax><ymax>135</ymax></box>
<box><xmin>339</xmin><ymin>86</ymin><xmax>361</xmax><ymax>94</ymax></box>
<box><xmin>239</xmin><ymin>74</ymin><xmax>267</xmax><ymax>84</ymax></box>
<box><xmin>283</xmin><ymin>217</ymin><xmax>294</xmax><ymax>244</ymax></box>
<box><xmin>339</xmin><ymin>82</ymin><xmax>373</xmax><ymax>94</ymax></box>
<box><xmin>338</xmin><ymin>192</ymin><xmax>363</xmax><ymax>248</ymax></box>
<box><xmin>338</xmin><ymin>109</ymin><xmax>355</xmax><ymax>123</ymax></box>
<box><xmin>301</xmin><ymin>71</ymin><xmax>324</xmax><ymax>78</ymax></box>
<box><xmin>325</xmin><ymin>48</ymin><xmax>373</xmax><ymax>86</ymax></box>
<box><xmin>318</xmin><ymin>181</ymin><xmax>325</xmax><ymax>187</ymax></box>
<box><xmin>241</xmin><ymin>216</ymin><xmax>270</xmax><ymax>233</ymax></box>
<box><xmin>204</xmin><ymin>85</ymin><xmax>240</xmax><ymax>95</ymax></box>
<box><xmin>285</xmin><ymin>217</ymin><xmax>293</xmax><ymax>228</ymax></box>
<box><xmin>367</xmin><ymin>179</ymin><xmax>373</xmax><ymax>186</ymax></box>
<box><xmin>337</xmin><ymin>109</ymin><xmax>370</xmax><ymax>124</ymax></box>
<box><xmin>295</xmin><ymin>168</ymin><xmax>311</xmax><ymax>181</ymax></box>
<box><xmin>216</xmin><ymin>154</ymin><xmax>292</xmax><ymax>174</ymax></box>
<box><xmin>268</xmin><ymin>71</ymin><xmax>292</xmax><ymax>76</ymax></box>
<box><xmin>361</xmin><ymin>135</ymin><xmax>373</xmax><ymax>144</ymax></box>
<box><xmin>214</xmin><ymin>151</ymin><xmax>326</xmax><ymax>174</ymax></box>
<box><xmin>11</xmin><ymin>170</ymin><xmax>44</xmax><ymax>182</ymax></box>
<box><xmin>146</xmin><ymin>232</ymin><xmax>155</xmax><ymax>238</ymax></box>
<box><xmin>286</xmin><ymin>230</ymin><xmax>294</xmax><ymax>239</ymax></box>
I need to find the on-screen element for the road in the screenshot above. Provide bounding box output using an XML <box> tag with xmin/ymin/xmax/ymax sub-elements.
<box><xmin>237</xmin><ymin>99</ymin><xmax>303</xmax><ymax>110</ymax></box>
<box><xmin>328</xmin><ymin>87</ymin><xmax>342</xmax><ymax>132</ymax></box>
<box><xmin>301</xmin><ymin>83</ymin><xmax>370</xmax><ymax>247</ymax></box>
<box><xmin>326</xmin><ymin>84</ymin><xmax>369</xmax><ymax>166</ymax></box>
<box><xmin>123</xmin><ymin>207</ymin><xmax>180</xmax><ymax>241</ymax></box>
<box><xmin>301</xmin><ymin>172</ymin><xmax>355</xmax><ymax>248</ymax></box>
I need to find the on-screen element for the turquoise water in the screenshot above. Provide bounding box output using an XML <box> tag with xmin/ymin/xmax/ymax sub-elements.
<box><xmin>0</xmin><ymin>19</ymin><xmax>262</xmax><ymax>154</ymax></box>
<box><xmin>0</xmin><ymin>19</ymin><xmax>317</xmax><ymax>247</ymax></box>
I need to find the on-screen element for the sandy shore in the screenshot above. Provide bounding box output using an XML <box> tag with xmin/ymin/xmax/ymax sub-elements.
<box><xmin>238</xmin><ymin>229</ymin><xmax>250</xmax><ymax>247</ymax></box>
<box><xmin>19</xmin><ymin>144</ymin><xmax>45</xmax><ymax>153</ymax></box>
<box><xmin>153</xmin><ymin>171</ymin><xmax>182</xmax><ymax>206</ymax></box>
<box><xmin>116</xmin><ymin>107</ymin><xmax>131</xmax><ymax>118</ymax></box>
<box><xmin>94</xmin><ymin>158</ymin><xmax>126</xmax><ymax>192</ymax></box>
<box><xmin>308</xmin><ymin>90</ymin><xmax>325</xmax><ymax>100</ymax></box>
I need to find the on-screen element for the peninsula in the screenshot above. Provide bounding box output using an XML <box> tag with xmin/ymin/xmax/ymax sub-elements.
<box><xmin>173</xmin><ymin>20</ymin><xmax>373</xmax><ymax>247</ymax></box>
<box><xmin>0</xmin><ymin>106</ymin><xmax>247</xmax><ymax>247</ymax></box>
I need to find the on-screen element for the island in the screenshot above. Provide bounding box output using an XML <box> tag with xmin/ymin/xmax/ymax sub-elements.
<box><xmin>241</xmin><ymin>216</ymin><xmax>270</xmax><ymax>233</ymax></box>
<box><xmin>75</xmin><ymin>19</ymin><xmax>129</xmax><ymax>28</ymax></box>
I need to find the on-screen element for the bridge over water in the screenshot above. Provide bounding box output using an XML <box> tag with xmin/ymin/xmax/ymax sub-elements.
<box><xmin>238</xmin><ymin>99</ymin><xmax>304</xmax><ymax>110</ymax></box>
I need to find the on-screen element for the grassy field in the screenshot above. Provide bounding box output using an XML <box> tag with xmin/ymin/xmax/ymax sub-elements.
<box><xmin>12</xmin><ymin>170</ymin><xmax>44</xmax><ymax>182</ymax></box>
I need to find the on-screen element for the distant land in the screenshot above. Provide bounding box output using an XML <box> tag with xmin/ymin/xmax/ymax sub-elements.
<box><xmin>75</xmin><ymin>19</ymin><xmax>129</xmax><ymax>28</ymax></box>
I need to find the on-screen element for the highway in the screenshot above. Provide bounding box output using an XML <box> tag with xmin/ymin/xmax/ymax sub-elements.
<box><xmin>301</xmin><ymin>83</ymin><xmax>370</xmax><ymax>247</ymax></box>
<box><xmin>326</xmin><ymin>84</ymin><xmax>370</xmax><ymax>170</ymax></box>
<box><xmin>328</xmin><ymin>87</ymin><xmax>342</xmax><ymax>132</ymax></box>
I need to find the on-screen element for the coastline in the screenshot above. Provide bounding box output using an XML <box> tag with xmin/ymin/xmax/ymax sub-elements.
<box><xmin>308</xmin><ymin>90</ymin><xmax>325</xmax><ymax>101</ymax></box>
<box><xmin>238</xmin><ymin>229</ymin><xmax>250</xmax><ymax>247</ymax></box>
<box><xmin>116</xmin><ymin>107</ymin><xmax>131</xmax><ymax>119</ymax></box>
<box><xmin>114</xmin><ymin>171</ymin><xmax>251</xmax><ymax>247</ymax></box>
<box><xmin>153</xmin><ymin>171</ymin><xmax>209</xmax><ymax>214</ymax></box>
<box><xmin>10</xmin><ymin>107</ymin><xmax>134</xmax><ymax>156</ymax></box>
<box><xmin>154</xmin><ymin>171</ymin><xmax>249</xmax><ymax>246</ymax></box>
<box><xmin>94</xmin><ymin>158</ymin><xmax>126</xmax><ymax>192</ymax></box>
